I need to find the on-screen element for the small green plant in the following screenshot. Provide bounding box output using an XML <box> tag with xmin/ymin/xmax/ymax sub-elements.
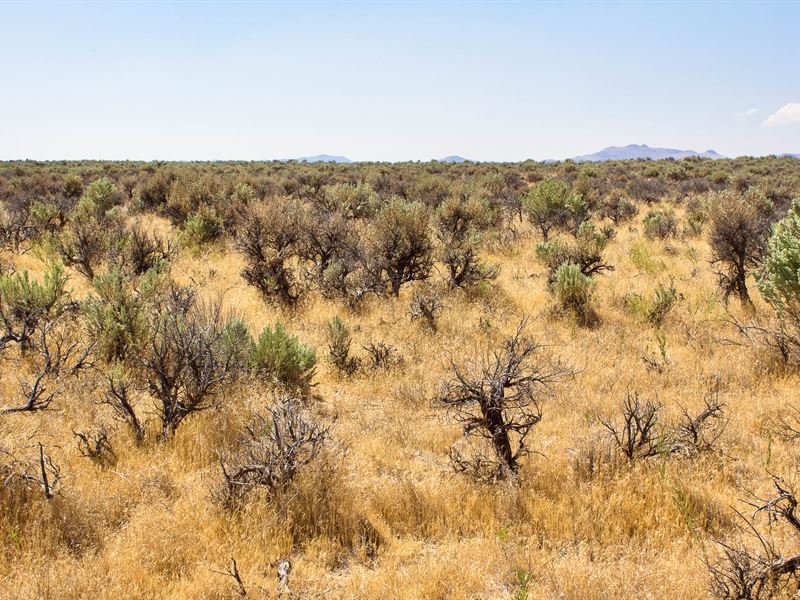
<box><xmin>758</xmin><ymin>199</ymin><xmax>800</xmax><ymax>316</ymax></box>
<box><xmin>249</xmin><ymin>322</ymin><xmax>317</xmax><ymax>391</ymax></box>
<box><xmin>629</xmin><ymin>241</ymin><xmax>663</xmax><ymax>275</ymax></box>
<box><xmin>0</xmin><ymin>262</ymin><xmax>69</xmax><ymax>349</ymax></box>
<box><xmin>626</xmin><ymin>279</ymin><xmax>678</xmax><ymax>327</ymax></box>
<box><xmin>182</xmin><ymin>205</ymin><xmax>224</xmax><ymax>249</ymax></box>
<box><xmin>554</xmin><ymin>262</ymin><xmax>595</xmax><ymax>324</ymax></box>
<box><xmin>513</xmin><ymin>568</ymin><xmax>532</xmax><ymax>600</ymax></box>
<box><xmin>685</xmin><ymin>200</ymin><xmax>708</xmax><ymax>236</ymax></box>
<box><xmin>643</xmin><ymin>209</ymin><xmax>678</xmax><ymax>239</ymax></box>
<box><xmin>326</xmin><ymin>315</ymin><xmax>359</xmax><ymax>375</ymax></box>
<box><xmin>535</xmin><ymin>221</ymin><xmax>613</xmax><ymax>285</ymax></box>
<box><xmin>84</xmin><ymin>269</ymin><xmax>150</xmax><ymax>363</ymax></box>
<box><xmin>81</xmin><ymin>177</ymin><xmax>119</xmax><ymax>216</ymax></box>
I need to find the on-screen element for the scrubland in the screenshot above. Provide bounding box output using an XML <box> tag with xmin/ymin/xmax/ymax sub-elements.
<box><xmin>1</xmin><ymin>157</ymin><xmax>799</xmax><ymax>599</ymax></box>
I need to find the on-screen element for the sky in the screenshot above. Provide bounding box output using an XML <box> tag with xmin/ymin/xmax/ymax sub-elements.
<box><xmin>0</xmin><ymin>1</ymin><xmax>798</xmax><ymax>162</ymax></box>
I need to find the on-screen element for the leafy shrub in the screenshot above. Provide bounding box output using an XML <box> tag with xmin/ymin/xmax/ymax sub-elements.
<box><xmin>249</xmin><ymin>323</ymin><xmax>317</xmax><ymax>391</ymax></box>
<box><xmin>758</xmin><ymin>198</ymin><xmax>800</xmax><ymax>316</ymax></box>
<box><xmin>436</xmin><ymin>195</ymin><xmax>499</xmax><ymax>289</ymax></box>
<box><xmin>165</xmin><ymin>173</ymin><xmax>221</xmax><ymax>224</ymax></box>
<box><xmin>326</xmin><ymin>315</ymin><xmax>359</xmax><ymax>375</ymax></box>
<box><xmin>685</xmin><ymin>197</ymin><xmax>708</xmax><ymax>236</ymax></box>
<box><xmin>182</xmin><ymin>205</ymin><xmax>224</xmax><ymax>249</ymax></box>
<box><xmin>711</xmin><ymin>170</ymin><xmax>729</xmax><ymax>185</ymax></box>
<box><xmin>643</xmin><ymin>209</ymin><xmax>678</xmax><ymax>239</ymax></box>
<box><xmin>139</xmin><ymin>170</ymin><xmax>175</xmax><ymax>210</ymax></box>
<box><xmin>0</xmin><ymin>263</ymin><xmax>69</xmax><ymax>350</ymax></box>
<box><xmin>626</xmin><ymin>279</ymin><xmax>679</xmax><ymax>327</ymax></box>
<box><xmin>554</xmin><ymin>262</ymin><xmax>595</xmax><ymax>323</ymax></box>
<box><xmin>81</xmin><ymin>177</ymin><xmax>119</xmax><ymax>215</ymax></box>
<box><xmin>523</xmin><ymin>179</ymin><xmax>587</xmax><ymax>240</ymax></box>
<box><xmin>371</xmin><ymin>199</ymin><xmax>434</xmax><ymax>296</ymax></box>
<box><xmin>83</xmin><ymin>267</ymin><xmax>163</xmax><ymax>363</ymax></box>
<box><xmin>708</xmin><ymin>188</ymin><xmax>773</xmax><ymax>306</ymax></box>
<box><xmin>125</xmin><ymin>227</ymin><xmax>173</xmax><ymax>275</ymax></box>
<box><xmin>29</xmin><ymin>200</ymin><xmax>63</xmax><ymax>234</ymax></box>
<box><xmin>237</xmin><ymin>200</ymin><xmax>309</xmax><ymax>305</ymax></box>
<box><xmin>535</xmin><ymin>221</ymin><xmax>613</xmax><ymax>285</ymax></box>
<box><xmin>61</xmin><ymin>174</ymin><xmax>84</xmax><ymax>200</ymax></box>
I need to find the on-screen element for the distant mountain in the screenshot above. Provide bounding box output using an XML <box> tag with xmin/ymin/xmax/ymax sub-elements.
<box><xmin>572</xmin><ymin>144</ymin><xmax>725</xmax><ymax>162</ymax></box>
<box><xmin>436</xmin><ymin>155</ymin><xmax>471</xmax><ymax>163</ymax></box>
<box><xmin>296</xmin><ymin>154</ymin><xmax>352</xmax><ymax>163</ymax></box>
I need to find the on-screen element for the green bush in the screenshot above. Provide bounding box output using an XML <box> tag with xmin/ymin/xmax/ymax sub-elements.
<box><xmin>182</xmin><ymin>205</ymin><xmax>224</xmax><ymax>249</ymax></box>
<box><xmin>249</xmin><ymin>322</ymin><xmax>317</xmax><ymax>390</ymax></box>
<box><xmin>758</xmin><ymin>199</ymin><xmax>800</xmax><ymax>316</ymax></box>
<box><xmin>535</xmin><ymin>221</ymin><xmax>613</xmax><ymax>285</ymax></box>
<box><xmin>326</xmin><ymin>315</ymin><xmax>359</xmax><ymax>375</ymax></box>
<box><xmin>372</xmin><ymin>199</ymin><xmax>434</xmax><ymax>296</ymax></box>
<box><xmin>62</xmin><ymin>173</ymin><xmax>84</xmax><ymax>200</ymax></box>
<box><xmin>83</xmin><ymin>268</ymin><xmax>160</xmax><ymax>363</ymax></box>
<box><xmin>626</xmin><ymin>279</ymin><xmax>678</xmax><ymax>327</ymax></box>
<box><xmin>643</xmin><ymin>209</ymin><xmax>678</xmax><ymax>239</ymax></box>
<box><xmin>81</xmin><ymin>177</ymin><xmax>119</xmax><ymax>216</ymax></box>
<box><xmin>523</xmin><ymin>179</ymin><xmax>587</xmax><ymax>240</ymax></box>
<box><xmin>554</xmin><ymin>262</ymin><xmax>595</xmax><ymax>323</ymax></box>
<box><xmin>0</xmin><ymin>262</ymin><xmax>69</xmax><ymax>348</ymax></box>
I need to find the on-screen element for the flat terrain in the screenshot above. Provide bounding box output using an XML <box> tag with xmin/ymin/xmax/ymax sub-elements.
<box><xmin>1</xmin><ymin>157</ymin><xmax>799</xmax><ymax>599</ymax></box>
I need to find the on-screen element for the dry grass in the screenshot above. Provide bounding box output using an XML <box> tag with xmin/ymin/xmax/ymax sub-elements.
<box><xmin>1</xmin><ymin>207</ymin><xmax>798</xmax><ymax>599</ymax></box>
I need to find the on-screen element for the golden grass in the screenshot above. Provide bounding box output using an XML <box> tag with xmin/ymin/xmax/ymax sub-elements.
<box><xmin>1</xmin><ymin>208</ymin><xmax>798</xmax><ymax>599</ymax></box>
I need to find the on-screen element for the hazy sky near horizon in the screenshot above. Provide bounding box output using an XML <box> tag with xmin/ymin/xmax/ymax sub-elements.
<box><xmin>1</xmin><ymin>1</ymin><xmax>798</xmax><ymax>162</ymax></box>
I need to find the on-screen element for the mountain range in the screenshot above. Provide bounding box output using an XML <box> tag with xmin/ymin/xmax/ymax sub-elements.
<box><xmin>436</xmin><ymin>155</ymin><xmax>471</xmax><ymax>163</ymax></box>
<box><xmin>287</xmin><ymin>147</ymin><xmax>798</xmax><ymax>163</ymax></box>
<box><xmin>296</xmin><ymin>154</ymin><xmax>352</xmax><ymax>163</ymax></box>
<box><xmin>571</xmin><ymin>144</ymin><xmax>725</xmax><ymax>162</ymax></box>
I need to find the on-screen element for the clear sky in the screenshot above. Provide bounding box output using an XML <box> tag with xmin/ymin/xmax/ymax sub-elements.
<box><xmin>1</xmin><ymin>1</ymin><xmax>798</xmax><ymax>162</ymax></box>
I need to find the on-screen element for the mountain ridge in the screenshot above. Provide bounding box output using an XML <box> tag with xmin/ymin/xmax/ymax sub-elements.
<box><xmin>295</xmin><ymin>154</ymin><xmax>352</xmax><ymax>163</ymax></box>
<box><xmin>571</xmin><ymin>144</ymin><xmax>725</xmax><ymax>162</ymax></box>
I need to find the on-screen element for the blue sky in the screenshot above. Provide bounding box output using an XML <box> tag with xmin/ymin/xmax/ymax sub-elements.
<box><xmin>1</xmin><ymin>1</ymin><xmax>798</xmax><ymax>161</ymax></box>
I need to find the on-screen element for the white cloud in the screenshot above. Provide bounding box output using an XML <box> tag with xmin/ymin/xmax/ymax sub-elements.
<box><xmin>762</xmin><ymin>103</ymin><xmax>800</xmax><ymax>127</ymax></box>
<box><xmin>736</xmin><ymin>107</ymin><xmax>759</xmax><ymax>120</ymax></box>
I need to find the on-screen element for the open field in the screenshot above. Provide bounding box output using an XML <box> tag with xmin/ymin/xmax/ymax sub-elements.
<box><xmin>1</xmin><ymin>157</ymin><xmax>800</xmax><ymax>599</ymax></box>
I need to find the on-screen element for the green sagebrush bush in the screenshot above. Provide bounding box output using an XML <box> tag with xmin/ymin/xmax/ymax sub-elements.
<box><xmin>643</xmin><ymin>209</ymin><xmax>678</xmax><ymax>239</ymax></box>
<box><xmin>372</xmin><ymin>199</ymin><xmax>434</xmax><ymax>296</ymax></box>
<box><xmin>626</xmin><ymin>279</ymin><xmax>679</xmax><ymax>327</ymax></box>
<box><xmin>326</xmin><ymin>315</ymin><xmax>359</xmax><ymax>375</ymax></box>
<box><xmin>249</xmin><ymin>322</ymin><xmax>317</xmax><ymax>391</ymax></box>
<box><xmin>523</xmin><ymin>178</ymin><xmax>588</xmax><ymax>240</ymax></box>
<box><xmin>79</xmin><ymin>177</ymin><xmax>119</xmax><ymax>216</ymax></box>
<box><xmin>758</xmin><ymin>199</ymin><xmax>800</xmax><ymax>316</ymax></box>
<box><xmin>535</xmin><ymin>221</ymin><xmax>613</xmax><ymax>285</ymax></box>
<box><xmin>182</xmin><ymin>205</ymin><xmax>225</xmax><ymax>249</ymax></box>
<box><xmin>83</xmin><ymin>265</ymin><xmax>167</xmax><ymax>363</ymax></box>
<box><xmin>0</xmin><ymin>262</ymin><xmax>69</xmax><ymax>348</ymax></box>
<box><xmin>554</xmin><ymin>262</ymin><xmax>595</xmax><ymax>324</ymax></box>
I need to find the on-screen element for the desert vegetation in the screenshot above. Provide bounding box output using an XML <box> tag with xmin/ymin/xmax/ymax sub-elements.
<box><xmin>1</xmin><ymin>155</ymin><xmax>800</xmax><ymax>598</ymax></box>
